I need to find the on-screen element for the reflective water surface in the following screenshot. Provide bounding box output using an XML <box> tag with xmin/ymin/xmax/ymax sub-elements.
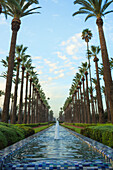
<box><xmin>9</xmin><ymin>126</ymin><xmax>105</xmax><ymax>164</ymax></box>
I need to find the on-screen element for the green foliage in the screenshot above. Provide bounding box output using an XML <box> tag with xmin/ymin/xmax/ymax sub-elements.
<box><xmin>0</xmin><ymin>123</ymin><xmax>35</xmax><ymax>150</ymax></box>
<box><xmin>0</xmin><ymin>125</ymin><xmax>20</xmax><ymax>146</ymax></box>
<box><xmin>0</xmin><ymin>131</ymin><xmax>7</xmax><ymax>149</ymax></box>
<box><xmin>15</xmin><ymin>122</ymin><xmax>49</xmax><ymax>128</ymax></box>
<box><xmin>64</xmin><ymin>122</ymin><xmax>96</xmax><ymax>127</ymax></box>
<box><xmin>81</xmin><ymin>126</ymin><xmax>113</xmax><ymax>148</ymax></box>
<box><xmin>15</xmin><ymin>125</ymin><xmax>35</xmax><ymax>137</ymax></box>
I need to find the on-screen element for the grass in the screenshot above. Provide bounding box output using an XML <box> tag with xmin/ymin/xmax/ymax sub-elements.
<box><xmin>61</xmin><ymin>124</ymin><xmax>81</xmax><ymax>134</ymax></box>
<box><xmin>34</xmin><ymin>124</ymin><xmax>52</xmax><ymax>133</ymax></box>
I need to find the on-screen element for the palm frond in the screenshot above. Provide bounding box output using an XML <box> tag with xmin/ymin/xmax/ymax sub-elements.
<box><xmin>102</xmin><ymin>0</ymin><xmax>113</xmax><ymax>13</ymax></box>
<box><xmin>103</xmin><ymin>10</ymin><xmax>113</xmax><ymax>15</ymax></box>
<box><xmin>85</xmin><ymin>13</ymin><xmax>95</xmax><ymax>21</ymax></box>
<box><xmin>73</xmin><ymin>10</ymin><xmax>90</xmax><ymax>16</ymax></box>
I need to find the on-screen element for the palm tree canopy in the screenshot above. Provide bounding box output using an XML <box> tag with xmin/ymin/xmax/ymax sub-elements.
<box><xmin>2</xmin><ymin>0</ymin><xmax>41</xmax><ymax>19</ymax></box>
<box><xmin>82</xmin><ymin>28</ymin><xmax>92</xmax><ymax>41</ymax></box>
<box><xmin>73</xmin><ymin>0</ymin><xmax>113</xmax><ymax>21</ymax></box>
<box><xmin>0</xmin><ymin>0</ymin><xmax>20</xmax><ymax>18</ymax></box>
<box><xmin>89</xmin><ymin>45</ymin><xmax>100</xmax><ymax>56</ymax></box>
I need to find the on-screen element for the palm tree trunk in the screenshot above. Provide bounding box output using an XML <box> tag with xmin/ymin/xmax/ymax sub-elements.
<box><xmin>104</xmin><ymin>85</ymin><xmax>111</xmax><ymax>122</ymax></box>
<box><xmin>79</xmin><ymin>82</ymin><xmax>84</xmax><ymax>123</ymax></box>
<box><xmin>94</xmin><ymin>56</ymin><xmax>104</xmax><ymax>123</ymax></box>
<box><xmin>23</xmin><ymin>72</ymin><xmax>29</xmax><ymax>124</ymax></box>
<box><xmin>10</xmin><ymin>98</ymin><xmax>14</xmax><ymax>122</ymax></box>
<box><xmin>87</xmin><ymin>42</ymin><xmax>95</xmax><ymax>123</ymax></box>
<box><xmin>85</xmin><ymin>71</ymin><xmax>91</xmax><ymax>123</ymax></box>
<box><xmin>2</xmin><ymin>18</ymin><xmax>21</xmax><ymax>123</ymax></box>
<box><xmin>0</xmin><ymin>3</ymin><xmax>2</xmax><ymax>14</ymax></box>
<box><xmin>96</xmin><ymin>17</ymin><xmax>113</xmax><ymax>123</ymax></box>
<box><xmin>31</xmin><ymin>84</ymin><xmax>35</xmax><ymax>123</ymax></box>
<box><xmin>27</xmin><ymin>79</ymin><xmax>32</xmax><ymax>124</ymax></box>
<box><xmin>36</xmin><ymin>90</ymin><xmax>39</xmax><ymax>123</ymax></box>
<box><xmin>18</xmin><ymin>66</ymin><xmax>25</xmax><ymax>124</ymax></box>
<box><xmin>82</xmin><ymin>76</ymin><xmax>87</xmax><ymax>123</ymax></box>
<box><xmin>77</xmin><ymin>87</ymin><xmax>80</xmax><ymax>123</ymax></box>
<box><xmin>11</xmin><ymin>58</ymin><xmax>21</xmax><ymax>124</ymax></box>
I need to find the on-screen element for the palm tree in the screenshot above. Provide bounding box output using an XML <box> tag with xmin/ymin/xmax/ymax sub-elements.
<box><xmin>23</xmin><ymin>58</ymin><xmax>32</xmax><ymax>124</ymax></box>
<box><xmin>18</xmin><ymin>52</ymin><xmax>31</xmax><ymax>124</ymax></box>
<box><xmin>72</xmin><ymin>0</ymin><xmax>113</xmax><ymax>123</ymax></box>
<box><xmin>27</xmin><ymin>68</ymin><xmax>35</xmax><ymax>123</ymax></box>
<box><xmin>2</xmin><ymin>0</ymin><xmax>41</xmax><ymax>123</ymax></box>
<box><xmin>31</xmin><ymin>73</ymin><xmax>38</xmax><ymax>123</ymax></box>
<box><xmin>11</xmin><ymin>45</ymin><xmax>24</xmax><ymax>124</ymax></box>
<box><xmin>89</xmin><ymin>45</ymin><xmax>104</xmax><ymax>123</ymax></box>
<box><xmin>82</xmin><ymin>29</ymin><xmax>95</xmax><ymax>123</ymax></box>
<box><xmin>79</xmin><ymin>62</ymin><xmax>89</xmax><ymax>123</ymax></box>
<box><xmin>79</xmin><ymin>64</ymin><xmax>87</xmax><ymax>123</ymax></box>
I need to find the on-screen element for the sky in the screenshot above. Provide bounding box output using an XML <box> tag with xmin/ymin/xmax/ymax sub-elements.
<box><xmin>0</xmin><ymin>0</ymin><xmax>113</xmax><ymax>118</ymax></box>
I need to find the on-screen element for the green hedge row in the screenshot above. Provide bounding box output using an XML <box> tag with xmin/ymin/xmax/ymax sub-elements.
<box><xmin>63</xmin><ymin>122</ymin><xmax>96</xmax><ymax>127</ymax></box>
<box><xmin>15</xmin><ymin>122</ymin><xmax>49</xmax><ymax>128</ymax></box>
<box><xmin>0</xmin><ymin>122</ymin><xmax>35</xmax><ymax>150</ymax></box>
<box><xmin>81</xmin><ymin>126</ymin><xmax>113</xmax><ymax>148</ymax></box>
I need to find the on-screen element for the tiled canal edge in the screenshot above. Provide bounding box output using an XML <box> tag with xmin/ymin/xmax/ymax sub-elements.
<box><xmin>0</xmin><ymin>125</ymin><xmax>113</xmax><ymax>169</ymax></box>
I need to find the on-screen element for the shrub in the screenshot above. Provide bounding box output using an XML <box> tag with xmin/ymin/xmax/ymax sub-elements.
<box><xmin>0</xmin><ymin>131</ymin><xmax>7</xmax><ymax>149</ymax></box>
<box><xmin>0</xmin><ymin>123</ymin><xmax>35</xmax><ymax>150</ymax></box>
<box><xmin>63</xmin><ymin>122</ymin><xmax>96</xmax><ymax>127</ymax></box>
<box><xmin>0</xmin><ymin>125</ymin><xmax>19</xmax><ymax>146</ymax></box>
<box><xmin>81</xmin><ymin>126</ymin><xmax>113</xmax><ymax>148</ymax></box>
<box><xmin>15</xmin><ymin>125</ymin><xmax>35</xmax><ymax>137</ymax></box>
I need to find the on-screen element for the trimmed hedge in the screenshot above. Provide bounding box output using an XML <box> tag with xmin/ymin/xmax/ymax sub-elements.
<box><xmin>63</xmin><ymin>122</ymin><xmax>96</xmax><ymax>127</ymax></box>
<box><xmin>15</xmin><ymin>122</ymin><xmax>49</xmax><ymax>128</ymax></box>
<box><xmin>81</xmin><ymin>126</ymin><xmax>113</xmax><ymax>148</ymax></box>
<box><xmin>0</xmin><ymin>123</ymin><xmax>35</xmax><ymax>150</ymax></box>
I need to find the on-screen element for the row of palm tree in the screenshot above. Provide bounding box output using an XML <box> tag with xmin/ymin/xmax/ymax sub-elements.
<box><xmin>62</xmin><ymin>27</ymin><xmax>113</xmax><ymax>123</ymax></box>
<box><xmin>1</xmin><ymin>45</ymin><xmax>51</xmax><ymax>124</ymax></box>
<box><xmin>72</xmin><ymin>0</ymin><xmax>113</xmax><ymax>123</ymax></box>
<box><xmin>0</xmin><ymin>0</ymin><xmax>41</xmax><ymax>123</ymax></box>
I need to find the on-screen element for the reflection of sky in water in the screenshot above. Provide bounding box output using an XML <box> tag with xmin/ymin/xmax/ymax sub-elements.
<box><xmin>9</xmin><ymin>126</ymin><xmax>105</xmax><ymax>164</ymax></box>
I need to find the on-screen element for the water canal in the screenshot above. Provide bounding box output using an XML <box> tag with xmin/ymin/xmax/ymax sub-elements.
<box><xmin>1</xmin><ymin>125</ymin><xmax>113</xmax><ymax>169</ymax></box>
<box><xmin>7</xmin><ymin>126</ymin><xmax>105</xmax><ymax>162</ymax></box>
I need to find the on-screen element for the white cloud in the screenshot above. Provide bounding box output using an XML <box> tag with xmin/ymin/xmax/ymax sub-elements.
<box><xmin>0</xmin><ymin>16</ymin><xmax>7</xmax><ymax>25</ymax></box>
<box><xmin>44</xmin><ymin>59</ymin><xmax>59</xmax><ymax>72</ymax></box>
<box><xmin>60</xmin><ymin>33</ymin><xmax>85</xmax><ymax>56</ymax></box>
<box><xmin>66</xmin><ymin>44</ymin><xmax>76</xmax><ymax>55</ymax></box>
<box><xmin>58</xmin><ymin>73</ymin><xmax>64</xmax><ymax>78</ymax></box>
<box><xmin>0</xmin><ymin>49</ymin><xmax>7</xmax><ymax>55</ymax></box>
<box><xmin>55</xmin><ymin>51</ymin><xmax>67</xmax><ymax>60</ymax></box>
<box><xmin>37</xmin><ymin>70</ymin><xmax>43</xmax><ymax>75</ymax></box>
<box><xmin>54</xmin><ymin>69</ymin><xmax>64</xmax><ymax>74</ymax></box>
<box><xmin>44</xmin><ymin>59</ymin><xmax>51</xmax><ymax>64</ymax></box>
<box><xmin>72</xmin><ymin>56</ymin><xmax>79</xmax><ymax>60</ymax></box>
<box><xmin>32</xmin><ymin>56</ymin><xmax>42</xmax><ymax>60</ymax></box>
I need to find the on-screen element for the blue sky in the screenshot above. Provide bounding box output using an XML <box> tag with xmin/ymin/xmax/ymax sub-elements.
<box><xmin>0</xmin><ymin>0</ymin><xmax>113</xmax><ymax>118</ymax></box>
